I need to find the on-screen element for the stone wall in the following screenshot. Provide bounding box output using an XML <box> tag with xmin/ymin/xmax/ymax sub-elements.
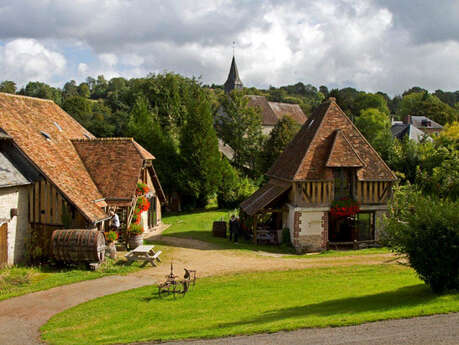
<box><xmin>0</xmin><ymin>186</ymin><xmax>29</xmax><ymax>265</ymax></box>
<box><xmin>290</xmin><ymin>206</ymin><xmax>328</xmax><ymax>253</ymax></box>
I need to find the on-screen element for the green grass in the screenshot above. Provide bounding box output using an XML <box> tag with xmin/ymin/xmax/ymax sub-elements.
<box><xmin>283</xmin><ymin>247</ymin><xmax>391</xmax><ymax>259</ymax></box>
<box><xmin>0</xmin><ymin>256</ymin><xmax>150</xmax><ymax>301</ymax></box>
<box><xmin>162</xmin><ymin>209</ymin><xmax>295</xmax><ymax>254</ymax></box>
<box><xmin>42</xmin><ymin>265</ymin><xmax>459</xmax><ymax>345</ymax></box>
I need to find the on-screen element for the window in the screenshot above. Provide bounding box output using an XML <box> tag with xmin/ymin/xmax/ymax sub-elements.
<box><xmin>333</xmin><ymin>168</ymin><xmax>352</xmax><ymax>199</ymax></box>
<box><xmin>40</xmin><ymin>131</ymin><xmax>51</xmax><ymax>141</ymax></box>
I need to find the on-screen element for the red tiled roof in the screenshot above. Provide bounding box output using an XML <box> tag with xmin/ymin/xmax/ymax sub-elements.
<box><xmin>247</xmin><ymin>95</ymin><xmax>307</xmax><ymax>126</ymax></box>
<box><xmin>267</xmin><ymin>98</ymin><xmax>397</xmax><ymax>181</ymax></box>
<box><xmin>0</xmin><ymin>93</ymin><xmax>107</xmax><ymax>223</ymax></box>
<box><xmin>240</xmin><ymin>180</ymin><xmax>290</xmax><ymax>216</ymax></box>
<box><xmin>326</xmin><ymin>130</ymin><xmax>365</xmax><ymax>168</ymax></box>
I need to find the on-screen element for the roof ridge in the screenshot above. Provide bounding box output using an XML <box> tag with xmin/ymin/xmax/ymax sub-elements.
<box><xmin>290</xmin><ymin>100</ymin><xmax>332</xmax><ymax>179</ymax></box>
<box><xmin>0</xmin><ymin>92</ymin><xmax>54</xmax><ymax>103</ymax></box>
<box><xmin>71</xmin><ymin>137</ymin><xmax>134</xmax><ymax>142</ymax></box>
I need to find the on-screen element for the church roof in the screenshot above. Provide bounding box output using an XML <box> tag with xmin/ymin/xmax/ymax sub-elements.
<box><xmin>267</xmin><ymin>98</ymin><xmax>397</xmax><ymax>182</ymax></box>
<box><xmin>224</xmin><ymin>56</ymin><xmax>243</xmax><ymax>93</ymax></box>
<box><xmin>247</xmin><ymin>95</ymin><xmax>307</xmax><ymax>126</ymax></box>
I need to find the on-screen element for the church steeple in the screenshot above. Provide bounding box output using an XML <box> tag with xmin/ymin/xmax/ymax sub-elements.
<box><xmin>224</xmin><ymin>55</ymin><xmax>243</xmax><ymax>94</ymax></box>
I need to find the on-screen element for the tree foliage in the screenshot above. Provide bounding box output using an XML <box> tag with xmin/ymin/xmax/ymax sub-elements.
<box><xmin>383</xmin><ymin>186</ymin><xmax>459</xmax><ymax>293</ymax></box>
<box><xmin>260</xmin><ymin>117</ymin><xmax>300</xmax><ymax>172</ymax></box>
<box><xmin>217</xmin><ymin>91</ymin><xmax>265</xmax><ymax>175</ymax></box>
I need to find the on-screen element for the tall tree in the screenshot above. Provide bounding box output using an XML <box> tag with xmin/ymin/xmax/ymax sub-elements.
<box><xmin>217</xmin><ymin>90</ymin><xmax>264</xmax><ymax>174</ymax></box>
<box><xmin>180</xmin><ymin>87</ymin><xmax>222</xmax><ymax>207</ymax></box>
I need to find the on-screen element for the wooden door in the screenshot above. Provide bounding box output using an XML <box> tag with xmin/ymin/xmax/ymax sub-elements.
<box><xmin>0</xmin><ymin>223</ymin><xmax>7</xmax><ymax>266</ymax></box>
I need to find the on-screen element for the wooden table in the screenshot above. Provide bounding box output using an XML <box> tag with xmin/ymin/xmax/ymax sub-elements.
<box><xmin>125</xmin><ymin>245</ymin><xmax>162</xmax><ymax>266</ymax></box>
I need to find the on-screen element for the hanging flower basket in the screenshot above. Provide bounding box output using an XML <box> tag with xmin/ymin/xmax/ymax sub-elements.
<box><xmin>136</xmin><ymin>182</ymin><xmax>149</xmax><ymax>196</ymax></box>
<box><xmin>330</xmin><ymin>197</ymin><xmax>360</xmax><ymax>218</ymax></box>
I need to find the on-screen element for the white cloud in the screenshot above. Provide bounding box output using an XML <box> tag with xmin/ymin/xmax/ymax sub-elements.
<box><xmin>77</xmin><ymin>62</ymin><xmax>88</xmax><ymax>75</ymax></box>
<box><xmin>0</xmin><ymin>1</ymin><xmax>458</xmax><ymax>95</ymax></box>
<box><xmin>98</xmin><ymin>53</ymin><xmax>118</xmax><ymax>67</ymax></box>
<box><xmin>0</xmin><ymin>38</ymin><xmax>66</xmax><ymax>85</ymax></box>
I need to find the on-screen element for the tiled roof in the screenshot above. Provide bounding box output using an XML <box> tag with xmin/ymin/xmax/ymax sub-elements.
<box><xmin>0</xmin><ymin>93</ymin><xmax>108</xmax><ymax>223</ymax></box>
<box><xmin>247</xmin><ymin>95</ymin><xmax>307</xmax><ymax>126</ymax></box>
<box><xmin>240</xmin><ymin>180</ymin><xmax>290</xmax><ymax>216</ymax></box>
<box><xmin>267</xmin><ymin>98</ymin><xmax>397</xmax><ymax>181</ymax></box>
<box><xmin>72</xmin><ymin>138</ymin><xmax>152</xmax><ymax>201</ymax></box>
<box><xmin>326</xmin><ymin>130</ymin><xmax>365</xmax><ymax>168</ymax></box>
<box><xmin>410</xmin><ymin>116</ymin><xmax>442</xmax><ymax>129</ymax></box>
<box><xmin>0</xmin><ymin>152</ymin><xmax>30</xmax><ymax>188</ymax></box>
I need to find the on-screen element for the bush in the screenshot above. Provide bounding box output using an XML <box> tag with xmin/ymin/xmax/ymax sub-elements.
<box><xmin>217</xmin><ymin>159</ymin><xmax>258</xmax><ymax>209</ymax></box>
<box><xmin>382</xmin><ymin>186</ymin><xmax>459</xmax><ymax>293</ymax></box>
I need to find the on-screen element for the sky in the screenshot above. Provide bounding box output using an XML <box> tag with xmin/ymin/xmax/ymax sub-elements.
<box><xmin>0</xmin><ymin>0</ymin><xmax>458</xmax><ymax>96</ymax></box>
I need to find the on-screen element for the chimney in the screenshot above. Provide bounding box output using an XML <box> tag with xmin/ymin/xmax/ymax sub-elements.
<box><xmin>403</xmin><ymin>115</ymin><xmax>411</xmax><ymax>124</ymax></box>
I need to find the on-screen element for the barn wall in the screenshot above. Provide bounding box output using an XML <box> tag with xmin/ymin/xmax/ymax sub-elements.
<box><xmin>0</xmin><ymin>185</ymin><xmax>29</xmax><ymax>265</ymax></box>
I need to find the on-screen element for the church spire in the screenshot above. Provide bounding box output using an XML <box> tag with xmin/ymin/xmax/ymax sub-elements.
<box><xmin>224</xmin><ymin>55</ymin><xmax>243</xmax><ymax>94</ymax></box>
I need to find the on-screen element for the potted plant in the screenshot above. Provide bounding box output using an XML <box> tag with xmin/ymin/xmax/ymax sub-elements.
<box><xmin>127</xmin><ymin>223</ymin><xmax>144</xmax><ymax>249</ymax></box>
<box><xmin>105</xmin><ymin>231</ymin><xmax>118</xmax><ymax>259</ymax></box>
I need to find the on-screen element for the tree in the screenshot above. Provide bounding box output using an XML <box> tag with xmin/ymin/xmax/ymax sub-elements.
<box><xmin>352</xmin><ymin>92</ymin><xmax>390</xmax><ymax>116</ymax></box>
<box><xmin>355</xmin><ymin>108</ymin><xmax>394</xmax><ymax>161</ymax></box>
<box><xmin>127</xmin><ymin>96</ymin><xmax>180</xmax><ymax>198</ymax></box>
<box><xmin>63</xmin><ymin>80</ymin><xmax>79</xmax><ymax>99</ymax></box>
<box><xmin>179</xmin><ymin>87</ymin><xmax>222</xmax><ymax>207</ymax></box>
<box><xmin>217</xmin><ymin>91</ymin><xmax>265</xmax><ymax>175</ymax></box>
<box><xmin>77</xmin><ymin>83</ymin><xmax>91</xmax><ymax>98</ymax></box>
<box><xmin>20</xmin><ymin>81</ymin><xmax>62</xmax><ymax>105</ymax></box>
<box><xmin>0</xmin><ymin>80</ymin><xmax>16</xmax><ymax>94</ymax></box>
<box><xmin>398</xmin><ymin>92</ymin><xmax>458</xmax><ymax>125</ymax></box>
<box><xmin>260</xmin><ymin>117</ymin><xmax>300</xmax><ymax>172</ymax></box>
<box><xmin>62</xmin><ymin>96</ymin><xmax>93</xmax><ymax>127</ymax></box>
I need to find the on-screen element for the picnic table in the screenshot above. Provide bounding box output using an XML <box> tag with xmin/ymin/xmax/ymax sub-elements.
<box><xmin>125</xmin><ymin>245</ymin><xmax>162</xmax><ymax>266</ymax></box>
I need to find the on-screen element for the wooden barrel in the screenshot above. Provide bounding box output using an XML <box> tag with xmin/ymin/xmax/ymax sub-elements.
<box><xmin>52</xmin><ymin>229</ymin><xmax>105</xmax><ymax>263</ymax></box>
<box><xmin>212</xmin><ymin>221</ymin><xmax>227</xmax><ymax>238</ymax></box>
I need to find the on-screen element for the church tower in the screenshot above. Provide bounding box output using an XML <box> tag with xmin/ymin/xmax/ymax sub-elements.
<box><xmin>224</xmin><ymin>56</ymin><xmax>243</xmax><ymax>94</ymax></box>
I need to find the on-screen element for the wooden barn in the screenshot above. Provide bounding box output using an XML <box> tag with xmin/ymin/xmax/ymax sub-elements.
<box><xmin>0</xmin><ymin>93</ymin><xmax>165</xmax><ymax>263</ymax></box>
<box><xmin>240</xmin><ymin>97</ymin><xmax>397</xmax><ymax>252</ymax></box>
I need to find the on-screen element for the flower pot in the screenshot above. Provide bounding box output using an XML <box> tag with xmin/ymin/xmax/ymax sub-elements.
<box><xmin>107</xmin><ymin>241</ymin><xmax>117</xmax><ymax>259</ymax></box>
<box><xmin>129</xmin><ymin>234</ymin><xmax>143</xmax><ymax>250</ymax></box>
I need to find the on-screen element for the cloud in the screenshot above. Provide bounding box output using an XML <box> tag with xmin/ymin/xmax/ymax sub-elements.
<box><xmin>0</xmin><ymin>0</ymin><xmax>458</xmax><ymax>95</ymax></box>
<box><xmin>0</xmin><ymin>38</ymin><xmax>66</xmax><ymax>85</ymax></box>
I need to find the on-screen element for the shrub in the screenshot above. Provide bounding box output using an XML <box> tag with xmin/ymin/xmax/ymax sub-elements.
<box><xmin>282</xmin><ymin>227</ymin><xmax>291</xmax><ymax>245</ymax></box>
<box><xmin>383</xmin><ymin>186</ymin><xmax>459</xmax><ymax>293</ymax></box>
<box><xmin>217</xmin><ymin>159</ymin><xmax>258</xmax><ymax>209</ymax></box>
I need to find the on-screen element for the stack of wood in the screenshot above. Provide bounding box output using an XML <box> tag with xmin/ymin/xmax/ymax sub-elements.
<box><xmin>212</xmin><ymin>221</ymin><xmax>227</xmax><ymax>238</ymax></box>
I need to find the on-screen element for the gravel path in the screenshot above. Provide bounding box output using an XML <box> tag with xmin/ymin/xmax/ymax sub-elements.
<box><xmin>134</xmin><ymin>313</ymin><xmax>459</xmax><ymax>345</ymax></box>
<box><xmin>0</xmin><ymin>236</ymin><xmax>400</xmax><ymax>345</ymax></box>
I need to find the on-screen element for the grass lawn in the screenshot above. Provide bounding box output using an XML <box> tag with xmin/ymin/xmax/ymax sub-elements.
<box><xmin>0</xmin><ymin>248</ymin><xmax>166</xmax><ymax>302</ymax></box>
<box><xmin>42</xmin><ymin>265</ymin><xmax>459</xmax><ymax>345</ymax></box>
<box><xmin>161</xmin><ymin>209</ymin><xmax>391</xmax><ymax>257</ymax></box>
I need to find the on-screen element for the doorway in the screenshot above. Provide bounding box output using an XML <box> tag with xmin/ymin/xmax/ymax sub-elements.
<box><xmin>0</xmin><ymin>223</ymin><xmax>7</xmax><ymax>266</ymax></box>
<box><xmin>328</xmin><ymin>212</ymin><xmax>375</xmax><ymax>243</ymax></box>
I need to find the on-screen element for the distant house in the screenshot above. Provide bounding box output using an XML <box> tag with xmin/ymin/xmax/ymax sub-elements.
<box><xmin>391</xmin><ymin>122</ymin><xmax>431</xmax><ymax>143</ymax></box>
<box><xmin>404</xmin><ymin>115</ymin><xmax>443</xmax><ymax>135</ymax></box>
<box><xmin>240</xmin><ymin>97</ymin><xmax>397</xmax><ymax>253</ymax></box>
<box><xmin>247</xmin><ymin>95</ymin><xmax>307</xmax><ymax>134</ymax></box>
<box><xmin>0</xmin><ymin>93</ymin><xmax>165</xmax><ymax>263</ymax></box>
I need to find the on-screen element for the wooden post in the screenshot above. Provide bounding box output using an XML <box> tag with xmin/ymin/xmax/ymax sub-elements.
<box><xmin>253</xmin><ymin>215</ymin><xmax>258</xmax><ymax>244</ymax></box>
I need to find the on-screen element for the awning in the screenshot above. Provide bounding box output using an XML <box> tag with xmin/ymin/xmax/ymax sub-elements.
<box><xmin>240</xmin><ymin>182</ymin><xmax>290</xmax><ymax>216</ymax></box>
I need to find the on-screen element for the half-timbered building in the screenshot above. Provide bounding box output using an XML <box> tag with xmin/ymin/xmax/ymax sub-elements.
<box><xmin>0</xmin><ymin>93</ymin><xmax>165</xmax><ymax>263</ymax></box>
<box><xmin>241</xmin><ymin>97</ymin><xmax>397</xmax><ymax>252</ymax></box>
